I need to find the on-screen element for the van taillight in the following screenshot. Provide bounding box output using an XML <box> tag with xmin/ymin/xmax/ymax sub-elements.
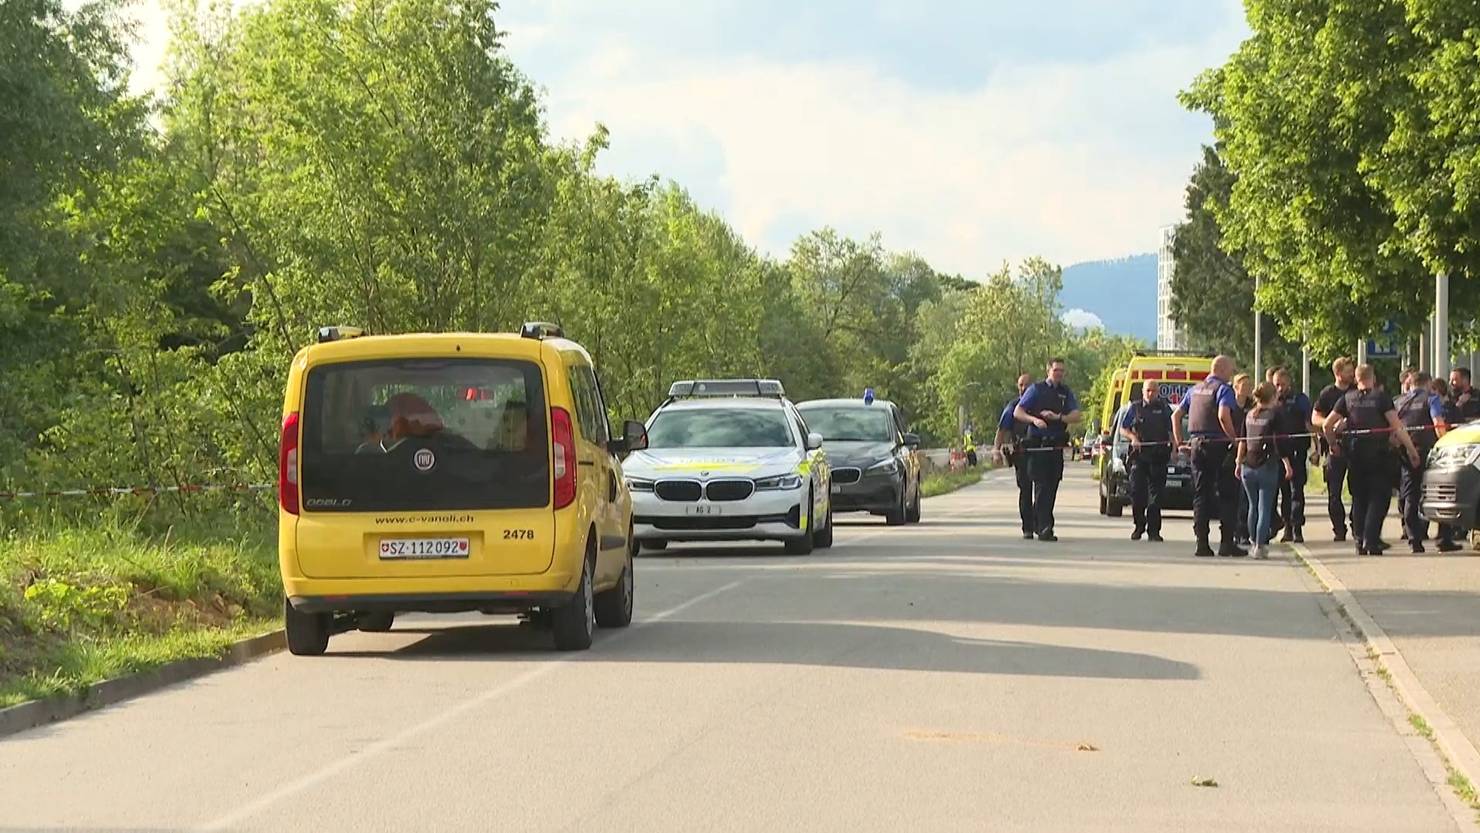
<box><xmin>552</xmin><ymin>406</ymin><xmax>576</xmax><ymax>509</ymax></box>
<box><xmin>279</xmin><ymin>411</ymin><xmax>301</xmax><ymax>515</ymax></box>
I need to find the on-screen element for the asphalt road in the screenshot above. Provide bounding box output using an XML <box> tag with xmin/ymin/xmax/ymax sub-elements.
<box><xmin>2</xmin><ymin>467</ymin><xmax>1468</xmax><ymax>832</ymax></box>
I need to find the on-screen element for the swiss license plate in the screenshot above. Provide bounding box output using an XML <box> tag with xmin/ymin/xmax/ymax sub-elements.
<box><xmin>379</xmin><ymin>537</ymin><xmax>470</xmax><ymax>560</ymax></box>
<box><xmin>685</xmin><ymin>505</ymin><xmax>723</xmax><ymax>517</ymax></box>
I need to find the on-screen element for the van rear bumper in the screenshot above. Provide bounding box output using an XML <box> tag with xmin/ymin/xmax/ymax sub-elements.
<box><xmin>290</xmin><ymin>590</ymin><xmax>574</xmax><ymax>614</ymax></box>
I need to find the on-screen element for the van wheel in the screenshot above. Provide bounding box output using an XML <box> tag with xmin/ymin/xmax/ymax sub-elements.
<box><xmin>785</xmin><ymin>492</ymin><xmax>815</xmax><ymax>555</ymax></box>
<box><xmin>1107</xmin><ymin>498</ymin><xmax>1124</xmax><ymax>518</ymax></box>
<box><xmin>813</xmin><ymin>504</ymin><xmax>834</xmax><ymax>549</ymax></box>
<box><xmin>1098</xmin><ymin>492</ymin><xmax>1109</xmax><ymax>515</ymax></box>
<box><xmin>595</xmin><ymin>537</ymin><xmax>635</xmax><ymax>628</ymax></box>
<box><xmin>358</xmin><ymin>612</ymin><xmax>395</xmax><ymax>633</ymax></box>
<box><xmin>284</xmin><ymin>599</ymin><xmax>330</xmax><ymax>656</ymax></box>
<box><xmin>552</xmin><ymin>554</ymin><xmax>595</xmax><ymax>651</ymax></box>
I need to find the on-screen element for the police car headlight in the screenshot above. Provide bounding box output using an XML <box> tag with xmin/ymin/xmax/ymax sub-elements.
<box><xmin>867</xmin><ymin>458</ymin><xmax>899</xmax><ymax>475</ymax></box>
<box><xmin>625</xmin><ymin>476</ymin><xmax>655</xmax><ymax>492</ymax></box>
<box><xmin>755</xmin><ymin>473</ymin><xmax>803</xmax><ymax>491</ymax></box>
<box><xmin>1432</xmin><ymin>444</ymin><xmax>1480</xmax><ymax>470</ymax></box>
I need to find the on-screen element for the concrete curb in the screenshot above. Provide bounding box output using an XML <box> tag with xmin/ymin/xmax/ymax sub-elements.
<box><xmin>1291</xmin><ymin>542</ymin><xmax>1480</xmax><ymax>795</ymax></box>
<box><xmin>0</xmin><ymin>628</ymin><xmax>285</xmax><ymax>741</ymax></box>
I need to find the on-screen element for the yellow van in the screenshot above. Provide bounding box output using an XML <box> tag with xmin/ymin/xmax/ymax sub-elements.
<box><xmin>1094</xmin><ymin>352</ymin><xmax>1214</xmax><ymax>507</ymax></box>
<box><xmin>277</xmin><ymin>323</ymin><xmax>647</xmax><ymax>654</ymax></box>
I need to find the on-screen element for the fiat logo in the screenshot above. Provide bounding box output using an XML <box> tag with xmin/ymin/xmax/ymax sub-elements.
<box><xmin>413</xmin><ymin>448</ymin><xmax>436</xmax><ymax>472</ymax></box>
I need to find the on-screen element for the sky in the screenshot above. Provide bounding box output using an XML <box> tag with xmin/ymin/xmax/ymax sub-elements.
<box><xmin>115</xmin><ymin>0</ymin><xmax>1248</xmax><ymax>282</ymax></box>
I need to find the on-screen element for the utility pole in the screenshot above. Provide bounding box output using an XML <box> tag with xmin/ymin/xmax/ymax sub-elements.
<box><xmin>1301</xmin><ymin>343</ymin><xmax>1311</xmax><ymax>397</ymax></box>
<box><xmin>1253</xmin><ymin>274</ymin><xmax>1263</xmax><ymax>381</ymax></box>
<box><xmin>1437</xmin><ymin>273</ymin><xmax>1451</xmax><ymax>380</ymax></box>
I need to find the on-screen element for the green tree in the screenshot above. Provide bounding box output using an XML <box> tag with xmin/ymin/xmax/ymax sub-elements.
<box><xmin>1170</xmin><ymin>145</ymin><xmax>1300</xmax><ymax>371</ymax></box>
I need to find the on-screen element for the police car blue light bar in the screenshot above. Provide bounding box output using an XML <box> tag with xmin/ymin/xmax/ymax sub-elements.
<box><xmin>863</xmin><ymin>387</ymin><xmax>876</xmax><ymax>405</ymax></box>
<box><xmin>668</xmin><ymin>379</ymin><xmax>787</xmax><ymax>398</ymax></box>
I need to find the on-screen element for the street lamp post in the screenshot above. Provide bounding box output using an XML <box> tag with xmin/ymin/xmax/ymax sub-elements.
<box><xmin>1437</xmin><ymin>273</ymin><xmax>1451</xmax><ymax>379</ymax></box>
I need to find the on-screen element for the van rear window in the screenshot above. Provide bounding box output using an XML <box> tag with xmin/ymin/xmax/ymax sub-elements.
<box><xmin>300</xmin><ymin>358</ymin><xmax>549</xmax><ymax>512</ymax></box>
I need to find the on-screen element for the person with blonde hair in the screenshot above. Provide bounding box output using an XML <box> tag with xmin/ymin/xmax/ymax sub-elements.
<box><xmin>1237</xmin><ymin>382</ymin><xmax>1294</xmax><ymax>559</ymax></box>
<box><xmin>1231</xmin><ymin>373</ymin><xmax>1257</xmax><ymax>547</ymax></box>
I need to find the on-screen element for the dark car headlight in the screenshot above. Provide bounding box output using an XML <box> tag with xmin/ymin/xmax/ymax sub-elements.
<box><xmin>866</xmin><ymin>458</ymin><xmax>899</xmax><ymax>476</ymax></box>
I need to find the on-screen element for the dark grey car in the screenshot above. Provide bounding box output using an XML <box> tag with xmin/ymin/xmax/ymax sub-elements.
<box><xmin>797</xmin><ymin>397</ymin><xmax>922</xmax><ymax>525</ymax></box>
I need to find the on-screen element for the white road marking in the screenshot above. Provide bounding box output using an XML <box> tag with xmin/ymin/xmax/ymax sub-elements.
<box><xmin>196</xmin><ymin>579</ymin><xmax>749</xmax><ymax>832</ymax></box>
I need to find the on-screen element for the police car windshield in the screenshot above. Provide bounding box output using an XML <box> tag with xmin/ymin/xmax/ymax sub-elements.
<box><xmin>796</xmin><ymin>406</ymin><xmax>894</xmax><ymax>442</ymax></box>
<box><xmin>646</xmin><ymin>408</ymin><xmax>794</xmax><ymax>449</ymax></box>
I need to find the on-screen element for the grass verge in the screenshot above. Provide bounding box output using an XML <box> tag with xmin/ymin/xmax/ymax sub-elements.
<box><xmin>0</xmin><ymin>519</ymin><xmax>280</xmax><ymax>708</ymax></box>
<box><xmin>920</xmin><ymin>467</ymin><xmax>987</xmax><ymax>498</ymax></box>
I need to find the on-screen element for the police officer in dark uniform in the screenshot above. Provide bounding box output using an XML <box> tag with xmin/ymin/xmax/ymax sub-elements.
<box><xmin>1120</xmin><ymin>379</ymin><xmax>1173</xmax><ymax>542</ymax></box>
<box><xmin>1313</xmin><ymin>357</ymin><xmax>1357</xmax><ymax>541</ymax></box>
<box><xmin>1449</xmin><ymin>368</ymin><xmax>1480</xmax><ymax>425</ymax></box>
<box><xmin>1272</xmin><ymin>367</ymin><xmax>1314</xmax><ymax>543</ymax></box>
<box><xmin>1014</xmin><ymin>358</ymin><xmax>1083</xmax><ymax>542</ymax></box>
<box><xmin>1393</xmin><ymin>372</ymin><xmax>1457</xmax><ymax>553</ymax></box>
<box><xmin>1324</xmin><ymin>364</ymin><xmax>1422</xmax><ymax>555</ymax></box>
<box><xmin>993</xmin><ymin>373</ymin><xmax>1035</xmax><ymax>540</ymax></box>
<box><xmin>1172</xmin><ymin>355</ymin><xmax>1243</xmax><ymax>557</ymax></box>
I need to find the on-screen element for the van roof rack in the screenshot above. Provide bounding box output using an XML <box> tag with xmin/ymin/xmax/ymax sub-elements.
<box><xmin>316</xmin><ymin>326</ymin><xmax>366</xmax><ymax>344</ymax></box>
<box><xmin>667</xmin><ymin>379</ymin><xmax>786</xmax><ymax>399</ymax></box>
<box><xmin>520</xmin><ymin>321</ymin><xmax>565</xmax><ymax>340</ymax></box>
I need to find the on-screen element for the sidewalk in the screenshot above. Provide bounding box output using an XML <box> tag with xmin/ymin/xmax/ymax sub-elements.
<box><xmin>1296</xmin><ymin>502</ymin><xmax>1480</xmax><ymax>759</ymax></box>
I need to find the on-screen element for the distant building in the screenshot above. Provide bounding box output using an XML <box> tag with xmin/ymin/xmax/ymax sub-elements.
<box><xmin>1156</xmin><ymin>225</ymin><xmax>1186</xmax><ymax>351</ymax></box>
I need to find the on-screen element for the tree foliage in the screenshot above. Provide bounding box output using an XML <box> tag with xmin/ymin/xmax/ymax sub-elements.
<box><xmin>1186</xmin><ymin>0</ymin><xmax>1480</xmax><ymax>355</ymax></box>
<box><xmin>1</xmin><ymin>0</ymin><xmax>1139</xmax><ymax>520</ymax></box>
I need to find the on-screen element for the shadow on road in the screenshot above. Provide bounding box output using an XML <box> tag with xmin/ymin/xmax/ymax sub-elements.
<box><xmin>325</xmin><ymin>619</ymin><xmax>1200</xmax><ymax>681</ymax></box>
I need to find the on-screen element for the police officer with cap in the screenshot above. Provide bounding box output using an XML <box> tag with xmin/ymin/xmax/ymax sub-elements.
<box><xmin>1172</xmin><ymin>354</ymin><xmax>1243</xmax><ymax>557</ymax></box>
<box><xmin>1120</xmin><ymin>379</ymin><xmax>1173</xmax><ymax>542</ymax></box>
<box><xmin>993</xmin><ymin>373</ymin><xmax>1035</xmax><ymax>539</ymax></box>
<box><xmin>1323</xmin><ymin>364</ymin><xmax>1422</xmax><ymax>555</ymax></box>
<box><xmin>1014</xmin><ymin>358</ymin><xmax>1082</xmax><ymax>542</ymax></box>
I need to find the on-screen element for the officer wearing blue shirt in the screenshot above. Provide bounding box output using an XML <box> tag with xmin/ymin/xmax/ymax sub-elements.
<box><xmin>1394</xmin><ymin>371</ymin><xmax>1460</xmax><ymax>552</ymax></box>
<box><xmin>1272</xmin><ymin>367</ymin><xmax>1314</xmax><ymax>543</ymax></box>
<box><xmin>1120</xmin><ymin>380</ymin><xmax>1174</xmax><ymax>542</ymax></box>
<box><xmin>993</xmin><ymin>373</ymin><xmax>1035</xmax><ymax>539</ymax></box>
<box><xmin>1171</xmin><ymin>355</ymin><xmax>1244</xmax><ymax>557</ymax></box>
<box><xmin>1014</xmin><ymin>358</ymin><xmax>1082</xmax><ymax>542</ymax></box>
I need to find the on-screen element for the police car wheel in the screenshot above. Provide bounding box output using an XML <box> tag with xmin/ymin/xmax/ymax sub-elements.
<box><xmin>1107</xmin><ymin>498</ymin><xmax>1124</xmax><ymax>518</ymax></box>
<box><xmin>813</xmin><ymin>504</ymin><xmax>834</xmax><ymax>549</ymax></box>
<box><xmin>906</xmin><ymin>485</ymin><xmax>922</xmax><ymax>523</ymax></box>
<box><xmin>1098</xmin><ymin>492</ymin><xmax>1109</xmax><ymax>515</ymax></box>
<box><xmin>785</xmin><ymin>491</ymin><xmax>816</xmax><ymax>555</ymax></box>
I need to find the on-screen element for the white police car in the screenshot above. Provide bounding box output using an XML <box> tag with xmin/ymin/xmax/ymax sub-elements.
<box><xmin>625</xmin><ymin>379</ymin><xmax>833</xmax><ymax>554</ymax></box>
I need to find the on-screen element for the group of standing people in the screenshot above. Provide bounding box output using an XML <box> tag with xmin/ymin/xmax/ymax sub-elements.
<box><xmin>990</xmin><ymin>353</ymin><xmax>1478</xmax><ymax>558</ymax></box>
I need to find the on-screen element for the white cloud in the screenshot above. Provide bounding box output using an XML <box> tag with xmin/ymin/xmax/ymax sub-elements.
<box><xmin>535</xmin><ymin>30</ymin><xmax>1242</xmax><ymax>274</ymax></box>
<box><xmin>1061</xmin><ymin>308</ymin><xmax>1105</xmax><ymax>330</ymax></box>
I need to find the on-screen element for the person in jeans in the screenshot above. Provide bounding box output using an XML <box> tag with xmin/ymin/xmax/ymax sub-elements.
<box><xmin>1229</xmin><ymin>373</ymin><xmax>1255</xmax><ymax>547</ymax></box>
<box><xmin>1237</xmin><ymin>381</ymin><xmax>1294</xmax><ymax>559</ymax></box>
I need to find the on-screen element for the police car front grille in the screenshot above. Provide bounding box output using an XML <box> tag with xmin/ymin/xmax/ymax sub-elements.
<box><xmin>1425</xmin><ymin>483</ymin><xmax>1459</xmax><ymax>504</ymax></box>
<box><xmin>655</xmin><ymin>480</ymin><xmax>702</xmax><ymax>502</ymax></box>
<box><xmin>832</xmin><ymin>468</ymin><xmax>862</xmax><ymax>485</ymax></box>
<box><xmin>705</xmin><ymin>479</ymin><xmax>755</xmax><ymax>502</ymax></box>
